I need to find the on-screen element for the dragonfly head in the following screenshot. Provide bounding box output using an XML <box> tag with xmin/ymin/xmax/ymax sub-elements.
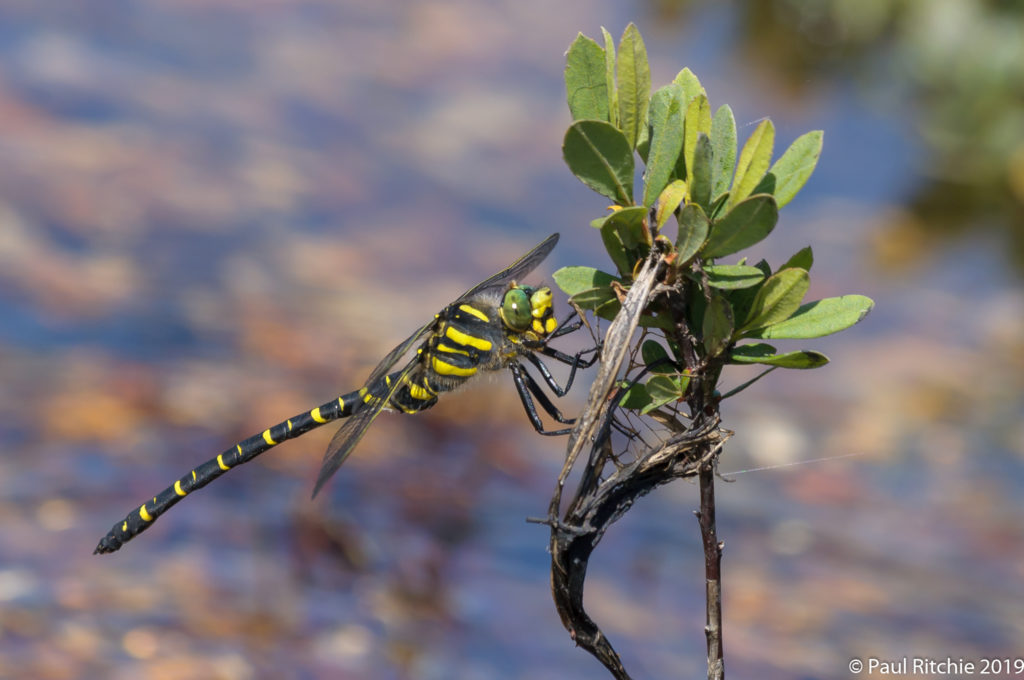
<box><xmin>500</xmin><ymin>285</ymin><xmax>558</xmax><ymax>338</ymax></box>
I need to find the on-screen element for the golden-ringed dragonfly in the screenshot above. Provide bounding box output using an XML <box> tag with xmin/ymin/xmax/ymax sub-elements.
<box><xmin>95</xmin><ymin>233</ymin><xmax>596</xmax><ymax>554</ymax></box>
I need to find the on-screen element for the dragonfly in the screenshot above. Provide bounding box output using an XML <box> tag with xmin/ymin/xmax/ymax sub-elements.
<box><xmin>95</xmin><ymin>233</ymin><xmax>596</xmax><ymax>554</ymax></box>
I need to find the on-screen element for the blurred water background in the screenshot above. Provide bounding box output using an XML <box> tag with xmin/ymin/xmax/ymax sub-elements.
<box><xmin>1</xmin><ymin>1</ymin><xmax>1022</xmax><ymax>678</ymax></box>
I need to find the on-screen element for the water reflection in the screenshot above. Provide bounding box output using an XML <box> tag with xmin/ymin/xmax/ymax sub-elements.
<box><xmin>0</xmin><ymin>1</ymin><xmax>1021</xmax><ymax>679</ymax></box>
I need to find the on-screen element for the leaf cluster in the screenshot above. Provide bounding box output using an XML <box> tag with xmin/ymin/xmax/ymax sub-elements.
<box><xmin>559</xmin><ymin>24</ymin><xmax>873</xmax><ymax>413</ymax></box>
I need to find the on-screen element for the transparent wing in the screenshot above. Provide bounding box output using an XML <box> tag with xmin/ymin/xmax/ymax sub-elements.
<box><xmin>312</xmin><ymin>361</ymin><xmax>418</xmax><ymax>498</ymax></box>
<box><xmin>311</xmin><ymin>322</ymin><xmax>434</xmax><ymax>497</ymax></box>
<box><xmin>457</xmin><ymin>233</ymin><xmax>559</xmax><ymax>301</ymax></box>
<box><xmin>364</xmin><ymin>320</ymin><xmax>434</xmax><ymax>387</ymax></box>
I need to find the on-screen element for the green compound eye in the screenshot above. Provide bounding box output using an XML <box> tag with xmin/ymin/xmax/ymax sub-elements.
<box><xmin>500</xmin><ymin>287</ymin><xmax>533</xmax><ymax>331</ymax></box>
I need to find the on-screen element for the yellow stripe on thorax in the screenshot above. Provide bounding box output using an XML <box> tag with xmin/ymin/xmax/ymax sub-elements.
<box><xmin>458</xmin><ymin>304</ymin><xmax>490</xmax><ymax>322</ymax></box>
<box><xmin>436</xmin><ymin>342</ymin><xmax>470</xmax><ymax>356</ymax></box>
<box><xmin>444</xmin><ymin>325</ymin><xmax>492</xmax><ymax>351</ymax></box>
<box><xmin>431</xmin><ymin>356</ymin><xmax>477</xmax><ymax>377</ymax></box>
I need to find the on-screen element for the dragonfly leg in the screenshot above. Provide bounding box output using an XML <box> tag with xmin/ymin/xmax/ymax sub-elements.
<box><xmin>509</xmin><ymin>362</ymin><xmax>573</xmax><ymax>435</ymax></box>
<box><xmin>524</xmin><ymin>346</ymin><xmax>598</xmax><ymax>398</ymax></box>
<box><xmin>548</xmin><ymin>309</ymin><xmax>583</xmax><ymax>339</ymax></box>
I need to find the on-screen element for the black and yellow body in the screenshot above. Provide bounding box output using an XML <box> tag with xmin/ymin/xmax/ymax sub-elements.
<box><xmin>95</xmin><ymin>233</ymin><xmax>595</xmax><ymax>554</ymax></box>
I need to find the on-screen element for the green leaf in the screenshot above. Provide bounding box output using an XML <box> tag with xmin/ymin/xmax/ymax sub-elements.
<box><xmin>745</xmin><ymin>295</ymin><xmax>875</xmax><ymax>339</ymax></box>
<box><xmin>751</xmin><ymin>172</ymin><xmax>776</xmax><ymax>196</ymax></box>
<box><xmin>552</xmin><ymin>265</ymin><xmax>618</xmax><ymax>297</ymax></box>
<box><xmin>770</xmin><ymin>130</ymin><xmax>823</xmax><ymax>208</ymax></box>
<box><xmin>635</xmin><ymin>122</ymin><xmax>651</xmax><ymax>165</ymax></box>
<box><xmin>728</xmin><ymin>341</ymin><xmax>776</xmax><ymax>358</ymax></box>
<box><xmin>641</xmin><ymin>374</ymin><xmax>689</xmax><ymax>414</ymax></box>
<box><xmin>595</xmin><ymin>297</ymin><xmax>622</xmax><ymax>322</ymax></box>
<box><xmin>673</xmin><ymin>67</ymin><xmax>705</xmax><ymax>107</ymax></box>
<box><xmin>616</xmin><ymin>23</ymin><xmax>650</xmax><ymax>150</ymax></box>
<box><xmin>739</xmin><ymin>267</ymin><xmax>810</xmax><ymax>334</ymax></box>
<box><xmin>638</xmin><ymin>312</ymin><xmax>675</xmax><ymax>330</ymax></box>
<box><xmin>641</xmin><ymin>340</ymin><xmax>675</xmax><ymax>374</ymax></box>
<box><xmin>600</xmin><ymin>27</ymin><xmax>618</xmax><ymax>127</ymax></box>
<box><xmin>729</xmin><ymin>118</ymin><xmax>775</xmax><ymax>207</ymax></box>
<box><xmin>703</xmin><ymin>290</ymin><xmax>735</xmax><ymax>357</ymax></box>
<box><xmin>569</xmin><ymin>286</ymin><xmax>617</xmax><ymax>310</ymax></box>
<box><xmin>702</xmin><ymin>194</ymin><xmax>779</xmax><ymax>258</ymax></box>
<box><xmin>599</xmin><ymin>217</ymin><xmax>634</xmax><ymax>277</ymax></box>
<box><xmin>724</xmin><ymin>259</ymin><xmax>769</xmax><ymax>320</ymax></box>
<box><xmin>684</xmin><ymin>272</ymin><xmax>708</xmax><ymax>329</ymax></box>
<box><xmin>728</xmin><ymin>343</ymin><xmax>830</xmax><ymax>369</ymax></box>
<box><xmin>655</xmin><ymin>179</ymin><xmax>687</xmax><ymax>230</ymax></box>
<box><xmin>643</xmin><ymin>84</ymin><xmax>685</xmax><ymax>206</ymax></box>
<box><xmin>781</xmin><ymin>246</ymin><xmax>813</xmax><ymax>272</ymax></box>
<box><xmin>710</xmin><ymin>104</ymin><xmax>737</xmax><ymax>201</ymax></box>
<box><xmin>602</xmin><ymin>205</ymin><xmax>648</xmax><ymax>249</ymax></box>
<box><xmin>707</xmin><ymin>191</ymin><xmax>730</xmax><ymax>220</ymax></box>
<box><xmin>724</xmin><ymin>259</ymin><xmax>770</xmax><ymax>324</ymax></box>
<box><xmin>618</xmin><ymin>380</ymin><xmax>650</xmax><ymax>409</ymax></box>
<box><xmin>689</xmin><ymin>132</ymin><xmax>713</xmax><ymax>211</ymax></box>
<box><xmin>682</xmin><ymin>94</ymin><xmax>711</xmax><ymax>183</ymax></box>
<box><xmin>563</xmin><ymin>120</ymin><xmax>634</xmax><ymax>204</ymax></box>
<box><xmin>675</xmin><ymin>202</ymin><xmax>710</xmax><ymax>264</ymax></box>
<box><xmin>565</xmin><ymin>34</ymin><xmax>609</xmax><ymax>122</ymax></box>
<box><xmin>702</xmin><ymin>264</ymin><xmax>766</xmax><ymax>289</ymax></box>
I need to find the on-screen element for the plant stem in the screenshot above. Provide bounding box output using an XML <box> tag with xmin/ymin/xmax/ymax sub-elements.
<box><xmin>697</xmin><ymin>461</ymin><xmax>724</xmax><ymax>680</ymax></box>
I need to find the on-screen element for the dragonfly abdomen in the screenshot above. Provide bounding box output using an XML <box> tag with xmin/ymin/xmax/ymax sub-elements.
<box><xmin>93</xmin><ymin>391</ymin><xmax>368</xmax><ymax>554</ymax></box>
